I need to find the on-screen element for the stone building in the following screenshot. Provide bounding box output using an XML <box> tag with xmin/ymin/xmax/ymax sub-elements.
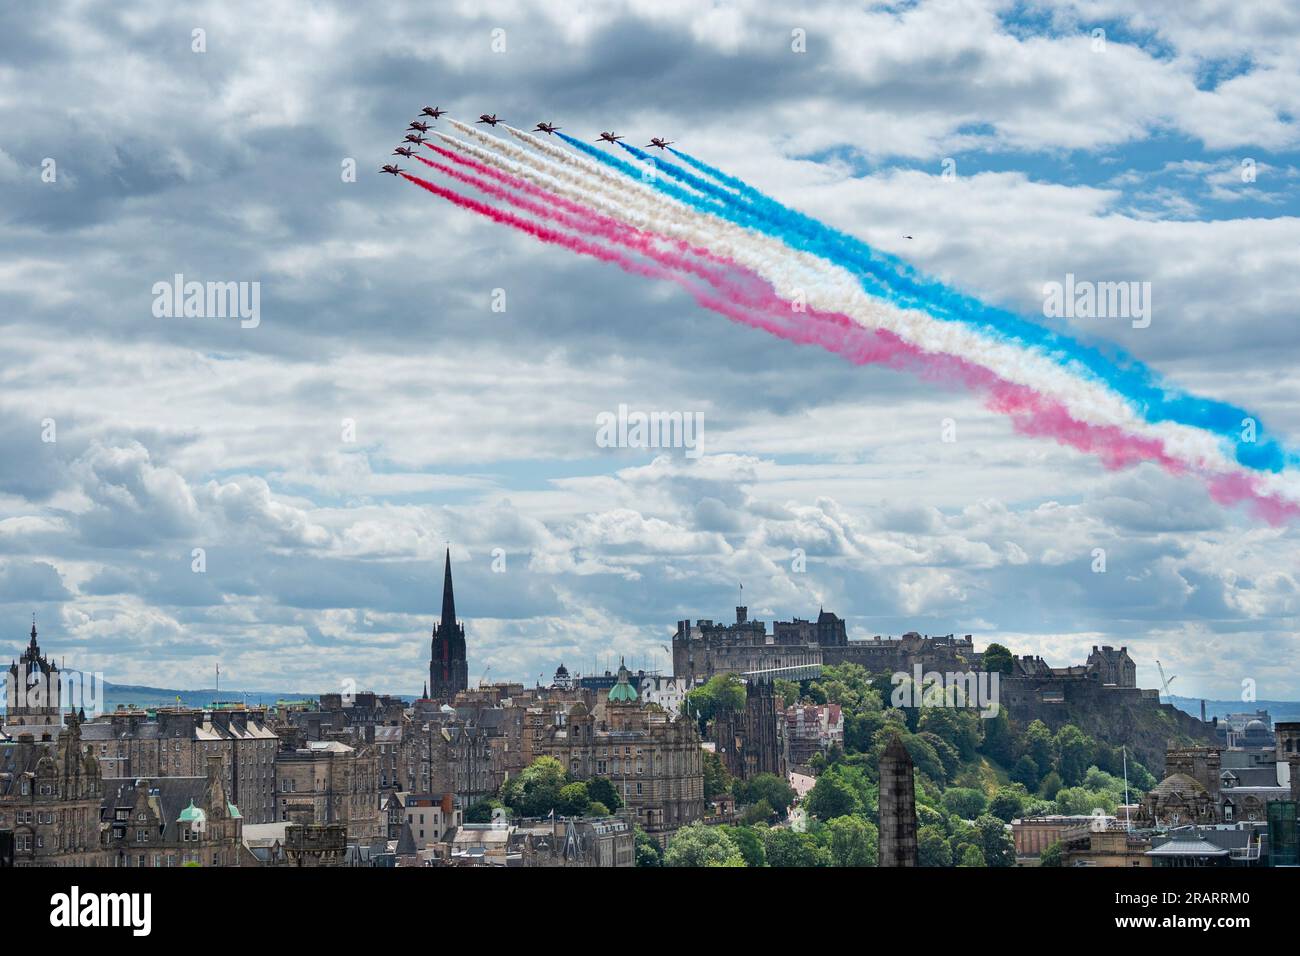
<box><xmin>429</xmin><ymin>548</ymin><xmax>468</xmax><ymax>702</ymax></box>
<box><xmin>878</xmin><ymin>734</ymin><xmax>918</xmax><ymax>867</ymax></box>
<box><xmin>536</xmin><ymin>662</ymin><xmax>705</xmax><ymax>842</ymax></box>
<box><xmin>1084</xmin><ymin>645</ymin><xmax>1137</xmax><ymax>688</ymax></box>
<box><xmin>80</xmin><ymin>705</ymin><xmax>279</xmax><ymax>824</ymax></box>
<box><xmin>0</xmin><ymin>716</ymin><xmax>105</xmax><ymax>866</ymax></box>
<box><xmin>515</xmin><ymin>815</ymin><xmax>635</xmax><ymax>867</ymax></box>
<box><xmin>101</xmin><ymin>756</ymin><xmax>244</xmax><ymax>868</ymax></box>
<box><xmin>274</xmin><ymin>739</ymin><xmax>381</xmax><ymax>843</ymax></box>
<box><xmin>673</xmin><ymin>607</ymin><xmax>823</xmax><ymax>681</ymax></box>
<box><xmin>711</xmin><ymin>678</ymin><xmax>786</xmax><ymax>780</ymax></box>
<box><xmin>785</xmin><ymin>703</ymin><xmax>844</xmax><ymax>766</ymax></box>
<box><xmin>241</xmin><ymin>821</ymin><xmax>348</xmax><ymax>866</ymax></box>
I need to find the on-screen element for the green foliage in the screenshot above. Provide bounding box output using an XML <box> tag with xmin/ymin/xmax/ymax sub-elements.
<box><xmin>1053</xmin><ymin>786</ymin><xmax>1118</xmax><ymax>816</ymax></box>
<box><xmin>557</xmin><ymin>781</ymin><xmax>590</xmax><ymax>816</ymax></box>
<box><xmin>1054</xmin><ymin>725</ymin><xmax>1094</xmax><ymax>786</ymax></box>
<box><xmin>586</xmin><ymin>777</ymin><xmax>623</xmax><ymax>811</ymax></box>
<box><xmin>957</xmin><ymin>844</ymin><xmax>986</xmax><ymax>867</ymax></box>
<box><xmin>1010</xmin><ymin>754</ymin><xmax>1041</xmax><ymax>790</ymax></box>
<box><xmin>825</xmin><ymin>815</ymin><xmax>878</xmax><ymax>867</ymax></box>
<box><xmin>664</xmin><ymin>822</ymin><xmax>746</xmax><ymax>867</ymax></box>
<box><xmin>721</xmin><ymin>825</ymin><xmax>767</xmax><ymax>867</ymax></box>
<box><xmin>1038</xmin><ymin>840</ymin><xmax>1064</xmax><ymax>867</ymax></box>
<box><xmin>739</xmin><ymin>799</ymin><xmax>777</xmax><ymax>826</ymax></box>
<box><xmin>701</xmin><ymin>750</ymin><xmax>733</xmax><ymax>802</ymax></box>
<box><xmin>941</xmin><ymin>787</ymin><xmax>988</xmax><ymax>820</ymax></box>
<box><xmin>587</xmin><ymin>801</ymin><xmax>611</xmax><ymax>817</ymax></box>
<box><xmin>1038</xmin><ymin>770</ymin><xmax>1064</xmax><ymax>800</ymax></box>
<box><xmin>806</xmin><ymin>772</ymin><xmax>861</xmax><ymax>822</ymax></box>
<box><xmin>465</xmin><ymin>799</ymin><xmax>502</xmax><ymax>824</ymax></box>
<box><xmin>686</xmin><ymin>673</ymin><xmax>747</xmax><ymax>726</ymax></box>
<box><xmin>987</xmin><ymin>785</ymin><xmax>1027</xmax><ymax>823</ymax></box>
<box><xmin>974</xmin><ymin>814</ymin><xmax>1016</xmax><ymax>867</ymax></box>
<box><xmin>502</xmin><ymin>756</ymin><xmax>569</xmax><ymax>817</ymax></box>
<box><xmin>734</xmin><ymin>773</ymin><xmax>796</xmax><ymax>816</ymax></box>
<box><xmin>763</xmin><ymin>828</ymin><xmax>832</xmax><ymax>867</ymax></box>
<box><xmin>634</xmin><ymin>827</ymin><xmax>663</xmax><ymax>867</ymax></box>
<box><xmin>773</xmin><ymin>678</ymin><xmax>800</xmax><ymax>708</ymax></box>
<box><xmin>982</xmin><ymin>643</ymin><xmax>1015</xmax><ymax>675</ymax></box>
<box><xmin>1022</xmin><ymin>720</ymin><xmax>1055</xmax><ymax>772</ymax></box>
<box><xmin>918</xmin><ymin>825</ymin><xmax>952</xmax><ymax>867</ymax></box>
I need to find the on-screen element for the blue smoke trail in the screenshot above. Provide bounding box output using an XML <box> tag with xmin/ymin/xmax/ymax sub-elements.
<box><xmin>656</xmin><ymin>146</ymin><xmax>1291</xmax><ymax>473</ymax></box>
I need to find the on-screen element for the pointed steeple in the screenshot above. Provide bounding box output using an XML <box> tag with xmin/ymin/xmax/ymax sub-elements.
<box><xmin>440</xmin><ymin>547</ymin><xmax>456</xmax><ymax>628</ymax></box>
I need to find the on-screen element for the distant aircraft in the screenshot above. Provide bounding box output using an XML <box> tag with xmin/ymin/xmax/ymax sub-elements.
<box><xmin>420</xmin><ymin>106</ymin><xmax>447</xmax><ymax>118</ymax></box>
<box><xmin>393</xmin><ymin>146</ymin><xmax>415</xmax><ymax>157</ymax></box>
<box><xmin>533</xmin><ymin>122</ymin><xmax>560</xmax><ymax>135</ymax></box>
<box><xmin>403</xmin><ymin>133</ymin><xmax>427</xmax><ymax>145</ymax></box>
<box><xmin>380</xmin><ymin>164</ymin><xmax>403</xmax><ymax>176</ymax></box>
<box><xmin>903</xmin><ymin>235</ymin><xmax>913</xmax><ymax>240</ymax></box>
<box><xmin>407</xmin><ymin>121</ymin><xmax>431</xmax><ymax>133</ymax></box>
<box><xmin>596</xmin><ymin>131</ymin><xmax>623</xmax><ymax>143</ymax></box>
<box><xmin>477</xmin><ymin>113</ymin><xmax>499</xmax><ymax>126</ymax></box>
<box><xmin>645</xmin><ymin>137</ymin><xmax>674</xmax><ymax>149</ymax></box>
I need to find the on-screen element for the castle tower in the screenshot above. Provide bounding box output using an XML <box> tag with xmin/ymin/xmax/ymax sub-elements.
<box><xmin>878</xmin><ymin>734</ymin><xmax>918</xmax><ymax>867</ymax></box>
<box><xmin>428</xmin><ymin>548</ymin><xmax>468</xmax><ymax>702</ymax></box>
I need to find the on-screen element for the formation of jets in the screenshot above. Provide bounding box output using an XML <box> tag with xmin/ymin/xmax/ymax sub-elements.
<box><xmin>382</xmin><ymin>106</ymin><xmax>681</xmax><ymax>176</ymax></box>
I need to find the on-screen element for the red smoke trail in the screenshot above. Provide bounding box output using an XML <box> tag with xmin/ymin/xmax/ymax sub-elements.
<box><xmin>399</xmin><ymin>171</ymin><xmax>1298</xmax><ymax>523</ymax></box>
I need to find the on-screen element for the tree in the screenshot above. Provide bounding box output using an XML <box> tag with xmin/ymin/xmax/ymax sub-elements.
<box><xmin>634</xmin><ymin>828</ymin><xmax>663</xmax><ymax>867</ymax></box>
<box><xmin>664</xmin><ymin>822</ymin><xmax>745</xmax><ymax>867</ymax></box>
<box><xmin>504</xmin><ymin>756</ymin><xmax>569</xmax><ymax>817</ymax></box>
<box><xmin>464</xmin><ymin>799</ymin><xmax>503</xmax><ymax>824</ymax></box>
<box><xmin>957</xmin><ymin>844</ymin><xmax>986</xmax><ymax>867</ymax></box>
<box><xmin>988</xmin><ymin>785</ymin><xmax>1027</xmax><ymax>823</ymax></box>
<box><xmin>918</xmin><ymin>825</ymin><xmax>952</xmax><ymax>867</ymax></box>
<box><xmin>763</xmin><ymin>828</ymin><xmax>831</xmax><ymax>867</ymax></box>
<box><xmin>1039</xmin><ymin>840</ymin><xmax>1064</xmax><ymax>867</ymax></box>
<box><xmin>1022</xmin><ymin>719</ymin><xmax>1055</xmax><ymax>772</ymax></box>
<box><xmin>974</xmin><ymin>814</ymin><xmax>1016</xmax><ymax>867</ymax></box>
<box><xmin>701</xmin><ymin>750</ymin><xmax>732</xmax><ymax>802</ymax></box>
<box><xmin>1038</xmin><ymin>770</ymin><xmax>1064</xmax><ymax>800</ymax></box>
<box><xmin>982</xmin><ymin>643</ymin><xmax>1014</xmax><ymax>675</ymax></box>
<box><xmin>826</xmin><ymin>815</ymin><xmax>878</xmax><ymax>867</ymax></box>
<box><xmin>586</xmin><ymin>777</ymin><xmax>623</xmax><ymax>812</ymax></box>
<box><xmin>734</xmin><ymin>773</ymin><xmax>796</xmax><ymax>816</ymax></box>
<box><xmin>1010</xmin><ymin>755</ymin><xmax>1041</xmax><ymax>791</ymax></box>
<box><xmin>942</xmin><ymin>787</ymin><xmax>988</xmax><ymax>820</ymax></box>
<box><xmin>557</xmin><ymin>782</ymin><xmax>590</xmax><ymax>816</ymax></box>
<box><xmin>806</xmin><ymin>772</ymin><xmax>860</xmax><ymax>822</ymax></box>
<box><xmin>587</xmin><ymin>801</ymin><xmax>611</xmax><ymax>817</ymax></box>
<box><xmin>1054</xmin><ymin>725</ymin><xmax>1094</xmax><ymax>786</ymax></box>
<box><xmin>773</xmin><ymin>678</ymin><xmax>800</xmax><ymax>708</ymax></box>
<box><xmin>722</xmin><ymin>826</ymin><xmax>767</xmax><ymax>867</ymax></box>
<box><xmin>739</xmin><ymin>799</ymin><xmax>776</xmax><ymax>826</ymax></box>
<box><xmin>686</xmin><ymin>673</ymin><xmax>747</xmax><ymax>727</ymax></box>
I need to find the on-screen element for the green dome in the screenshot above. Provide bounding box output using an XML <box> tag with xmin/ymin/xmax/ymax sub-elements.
<box><xmin>608</xmin><ymin>659</ymin><xmax>638</xmax><ymax>703</ymax></box>
<box><xmin>177</xmin><ymin>800</ymin><xmax>207</xmax><ymax>824</ymax></box>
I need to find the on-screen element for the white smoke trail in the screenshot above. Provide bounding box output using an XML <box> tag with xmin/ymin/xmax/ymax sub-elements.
<box><xmin>433</xmin><ymin>122</ymin><xmax>1280</xmax><ymax>489</ymax></box>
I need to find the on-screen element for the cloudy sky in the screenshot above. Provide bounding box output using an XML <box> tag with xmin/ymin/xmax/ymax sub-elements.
<box><xmin>2</xmin><ymin>0</ymin><xmax>1299</xmax><ymax>701</ymax></box>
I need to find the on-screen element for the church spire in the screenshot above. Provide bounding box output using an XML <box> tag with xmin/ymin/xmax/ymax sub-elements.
<box><xmin>440</xmin><ymin>547</ymin><xmax>456</xmax><ymax>628</ymax></box>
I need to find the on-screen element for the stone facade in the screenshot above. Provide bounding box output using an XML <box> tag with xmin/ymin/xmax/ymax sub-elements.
<box><xmin>535</xmin><ymin>664</ymin><xmax>704</xmax><ymax>842</ymax></box>
<box><xmin>101</xmin><ymin>756</ymin><xmax>243</xmax><ymax>868</ymax></box>
<box><xmin>81</xmin><ymin>706</ymin><xmax>279</xmax><ymax>824</ymax></box>
<box><xmin>429</xmin><ymin>548</ymin><xmax>468</xmax><ymax>702</ymax></box>
<box><xmin>711</xmin><ymin>679</ymin><xmax>786</xmax><ymax>780</ymax></box>
<box><xmin>0</xmin><ymin>716</ymin><xmax>104</xmax><ymax>867</ymax></box>
<box><xmin>274</xmin><ymin>740</ymin><xmax>381</xmax><ymax>843</ymax></box>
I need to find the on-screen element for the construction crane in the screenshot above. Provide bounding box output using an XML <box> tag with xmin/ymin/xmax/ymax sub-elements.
<box><xmin>1155</xmin><ymin>660</ymin><xmax>1177</xmax><ymax>702</ymax></box>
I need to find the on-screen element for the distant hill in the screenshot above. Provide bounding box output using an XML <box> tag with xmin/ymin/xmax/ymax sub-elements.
<box><xmin>1169</xmin><ymin>695</ymin><xmax>1300</xmax><ymax>725</ymax></box>
<box><xmin>97</xmin><ymin>680</ymin><xmax>317</xmax><ymax>712</ymax></box>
